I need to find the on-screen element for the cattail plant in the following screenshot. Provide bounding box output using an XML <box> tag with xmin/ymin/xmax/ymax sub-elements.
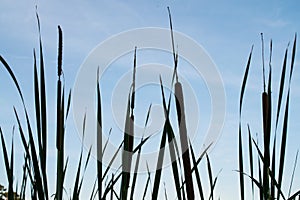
<box><xmin>238</xmin><ymin>34</ymin><xmax>300</xmax><ymax>200</ymax></box>
<box><xmin>168</xmin><ymin>7</ymin><xmax>195</xmax><ymax>200</ymax></box>
<box><xmin>120</xmin><ymin>47</ymin><xmax>137</xmax><ymax>199</ymax></box>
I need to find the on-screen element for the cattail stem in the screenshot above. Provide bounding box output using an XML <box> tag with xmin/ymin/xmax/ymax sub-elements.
<box><xmin>175</xmin><ymin>82</ymin><xmax>194</xmax><ymax>200</ymax></box>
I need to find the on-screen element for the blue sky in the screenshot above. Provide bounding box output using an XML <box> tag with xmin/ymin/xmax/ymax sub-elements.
<box><xmin>1</xmin><ymin>0</ymin><xmax>300</xmax><ymax>199</ymax></box>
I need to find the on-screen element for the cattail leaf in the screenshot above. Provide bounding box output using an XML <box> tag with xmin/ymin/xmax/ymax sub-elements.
<box><xmin>275</xmin><ymin>46</ymin><xmax>289</xmax><ymax>132</ymax></box>
<box><xmin>166</xmin><ymin>122</ymin><xmax>181</xmax><ymax>200</ymax></box>
<box><xmin>277</xmin><ymin>92</ymin><xmax>290</xmax><ymax>200</ymax></box>
<box><xmin>130</xmin><ymin>113</ymin><xmax>151</xmax><ymax>200</ymax></box>
<box><xmin>78</xmin><ymin>146</ymin><xmax>92</xmax><ymax>195</ymax></box>
<box><xmin>121</xmin><ymin>48</ymin><xmax>136</xmax><ymax>199</ymax></box>
<box><xmin>103</xmin><ymin>172</ymin><xmax>122</xmax><ymax>199</ymax></box>
<box><xmin>120</xmin><ymin>92</ymin><xmax>133</xmax><ymax>199</ymax></box>
<box><xmin>89</xmin><ymin>178</ymin><xmax>98</xmax><ymax>200</ymax></box>
<box><xmin>14</xmin><ymin>106</ymin><xmax>45</xmax><ymax>200</ymax></box>
<box><xmin>288</xmin><ymin>190</ymin><xmax>300</xmax><ymax>200</ymax></box>
<box><xmin>288</xmin><ymin>150</ymin><xmax>299</xmax><ymax>198</ymax></box>
<box><xmin>102</xmin><ymin>128</ymin><xmax>112</xmax><ymax>156</ymax></box>
<box><xmin>97</xmin><ymin>72</ymin><xmax>102</xmax><ymax>200</ymax></box>
<box><xmin>72</xmin><ymin>152</ymin><xmax>82</xmax><ymax>200</ymax></box>
<box><xmin>130</xmin><ymin>145</ymin><xmax>142</xmax><ymax>200</ymax></box>
<box><xmin>102</xmin><ymin>141</ymin><xmax>123</xmax><ymax>181</ymax></box>
<box><xmin>190</xmin><ymin>143</ymin><xmax>204</xmax><ymax>200</ymax></box>
<box><xmin>0</xmin><ymin>128</ymin><xmax>14</xmax><ymax>200</ymax></box>
<box><xmin>145</xmin><ymin>103</ymin><xmax>152</xmax><ymax>127</ymax></box>
<box><xmin>36</xmin><ymin>12</ymin><xmax>48</xmax><ymax>198</ymax></box>
<box><xmin>131</xmin><ymin>47</ymin><xmax>137</xmax><ymax>110</ymax></box>
<box><xmin>247</xmin><ymin>125</ymin><xmax>254</xmax><ymax>197</ymax></box>
<box><xmin>65</xmin><ymin>89</ymin><xmax>72</xmax><ymax>121</ymax></box>
<box><xmin>33</xmin><ymin>49</ymin><xmax>42</xmax><ymax>159</ymax></box>
<box><xmin>288</xmin><ymin>34</ymin><xmax>297</xmax><ymax>83</ymax></box>
<box><xmin>238</xmin><ymin>45</ymin><xmax>253</xmax><ymax>200</ymax></box>
<box><xmin>240</xmin><ymin>46</ymin><xmax>253</xmax><ymax>115</ymax></box>
<box><xmin>271</xmin><ymin>135</ymin><xmax>277</xmax><ymax>199</ymax></box>
<box><xmin>25</xmin><ymin>111</ymin><xmax>45</xmax><ymax>200</ymax></box>
<box><xmin>277</xmin><ymin>34</ymin><xmax>296</xmax><ymax>199</ymax></box>
<box><xmin>142</xmin><ymin>163</ymin><xmax>151</xmax><ymax>200</ymax></box>
<box><xmin>0</xmin><ymin>56</ymin><xmax>26</xmax><ymax>107</ymax></box>
<box><xmin>0</xmin><ymin>128</ymin><xmax>11</xmax><ymax>181</ymax></box>
<box><xmin>206</xmin><ymin>154</ymin><xmax>214</xmax><ymax>200</ymax></box>
<box><xmin>152</xmin><ymin>119</ymin><xmax>167</xmax><ymax>199</ymax></box>
<box><xmin>236</xmin><ymin>171</ymin><xmax>263</xmax><ymax>191</ymax></box>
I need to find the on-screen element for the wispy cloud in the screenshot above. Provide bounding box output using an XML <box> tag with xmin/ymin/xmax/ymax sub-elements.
<box><xmin>260</xmin><ymin>18</ymin><xmax>289</xmax><ymax>28</ymax></box>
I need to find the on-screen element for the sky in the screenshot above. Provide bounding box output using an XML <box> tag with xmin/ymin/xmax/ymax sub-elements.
<box><xmin>1</xmin><ymin>0</ymin><xmax>300</xmax><ymax>199</ymax></box>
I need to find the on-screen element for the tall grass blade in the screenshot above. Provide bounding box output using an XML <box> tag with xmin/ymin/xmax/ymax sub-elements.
<box><xmin>33</xmin><ymin>49</ymin><xmax>42</xmax><ymax>165</ymax></box>
<box><xmin>255</xmin><ymin>135</ymin><xmax>263</xmax><ymax>200</ymax></box>
<box><xmin>0</xmin><ymin>128</ymin><xmax>14</xmax><ymax>200</ymax></box>
<box><xmin>10</xmin><ymin>129</ymin><xmax>14</xmax><ymax>200</ymax></box>
<box><xmin>288</xmin><ymin>150</ymin><xmax>299</xmax><ymax>198</ymax></box>
<box><xmin>253</xmin><ymin>138</ymin><xmax>288</xmax><ymax>199</ymax></box>
<box><xmin>277</xmin><ymin>34</ymin><xmax>297</xmax><ymax>200</ymax></box>
<box><xmin>271</xmin><ymin>135</ymin><xmax>276</xmax><ymax>200</ymax></box>
<box><xmin>152</xmin><ymin>118</ymin><xmax>167</xmax><ymax>199</ymax></box>
<box><xmin>288</xmin><ymin>34</ymin><xmax>297</xmax><ymax>82</ymax></box>
<box><xmin>0</xmin><ymin>56</ymin><xmax>26</xmax><ymax>107</ymax></box>
<box><xmin>110</xmin><ymin>174</ymin><xmax>114</xmax><ymax>200</ymax></box>
<box><xmin>152</xmin><ymin>77</ymin><xmax>181</xmax><ymax>200</ymax></box>
<box><xmin>206</xmin><ymin>154</ymin><xmax>214</xmax><ymax>200</ymax></box>
<box><xmin>238</xmin><ymin>171</ymin><xmax>263</xmax><ymax>192</ymax></box>
<box><xmin>89</xmin><ymin>178</ymin><xmax>98</xmax><ymax>200</ymax></box>
<box><xmin>164</xmin><ymin>182</ymin><xmax>168</xmax><ymax>200</ymax></box>
<box><xmin>130</xmin><ymin>104</ymin><xmax>152</xmax><ymax>199</ymax></box>
<box><xmin>72</xmin><ymin>114</ymin><xmax>86</xmax><ymax>200</ymax></box>
<box><xmin>159</xmin><ymin>79</ymin><xmax>182</xmax><ymax>200</ymax></box>
<box><xmin>78</xmin><ymin>147</ymin><xmax>92</xmax><ymax>197</ymax></box>
<box><xmin>143</xmin><ymin>162</ymin><xmax>152</xmax><ymax>200</ymax></box>
<box><xmin>130</xmin><ymin>139</ymin><xmax>143</xmax><ymax>200</ymax></box>
<box><xmin>103</xmin><ymin>172</ymin><xmax>122</xmax><ymax>199</ymax></box>
<box><xmin>25</xmin><ymin>112</ymin><xmax>45</xmax><ymax>200</ymax></box>
<box><xmin>190</xmin><ymin>143</ymin><xmax>204</xmax><ymax>200</ymax></box>
<box><xmin>14</xmin><ymin>108</ymin><xmax>45</xmax><ymax>200</ymax></box>
<box><xmin>275</xmin><ymin>45</ymin><xmax>289</xmax><ymax>132</ymax></box>
<box><xmin>247</xmin><ymin>125</ymin><xmax>254</xmax><ymax>198</ymax></box>
<box><xmin>181</xmin><ymin>176</ymin><xmax>186</xmax><ymax>200</ymax></box>
<box><xmin>288</xmin><ymin>190</ymin><xmax>300</xmax><ymax>200</ymax></box>
<box><xmin>272</xmin><ymin>45</ymin><xmax>288</xmax><ymax>199</ymax></box>
<box><xmin>167</xmin><ymin>10</ymin><xmax>194</xmax><ymax>192</ymax></box>
<box><xmin>191</xmin><ymin>143</ymin><xmax>212</xmax><ymax>173</ymax></box>
<box><xmin>36</xmin><ymin>12</ymin><xmax>48</xmax><ymax>198</ymax></box>
<box><xmin>120</xmin><ymin>48</ymin><xmax>136</xmax><ymax>199</ymax></box>
<box><xmin>102</xmin><ymin>141</ymin><xmax>123</xmax><ymax>181</ymax></box>
<box><xmin>96</xmin><ymin>68</ymin><xmax>102</xmax><ymax>200</ymax></box>
<box><xmin>102</xmin><ymin>128</ymin><xmax>112</xmax><ymax>155</ymax></box>
<box><xmin>65</xmin><ymin>90</ymin><xmax>72</xmax><ymax>122</ymax></box>
<box><xmin>239</xmin><ymin>45</ymin><xmax>253</xmax><ymax>200</ymax></box>
<box><xmin>20</xmin><ymin>154</ymin><xmax>29</xmax><ymax>200</ymax></box>
<box><xmin>166</xmin><ymin>123</ymin><xmax>182</xmax><ymax>200</ymax></box>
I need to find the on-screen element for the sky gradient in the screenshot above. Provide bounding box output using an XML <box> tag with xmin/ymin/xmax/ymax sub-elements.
<box><xmin>1</xmin><ymin>1</ymin><xmax>300</xmax><ymax>199</ymax></box>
